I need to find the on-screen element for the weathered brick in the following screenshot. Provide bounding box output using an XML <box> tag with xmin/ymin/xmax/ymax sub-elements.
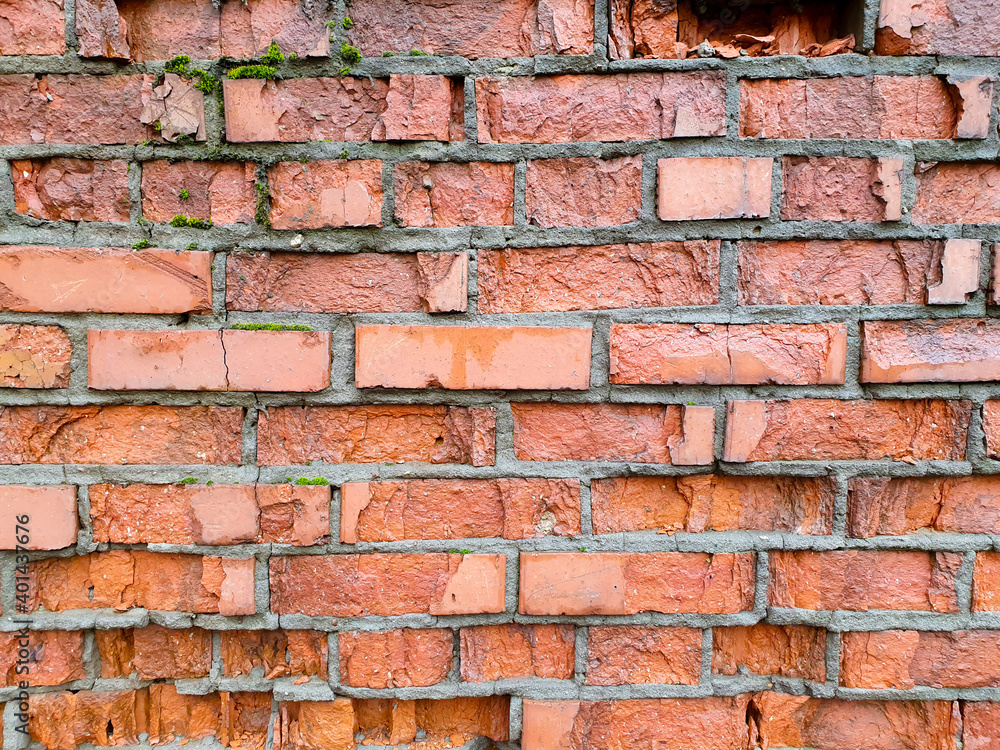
<box><xmin>270</xmin><ymin>553</ymin><xmax>505</xmax><ymax>616</ymax></box>
<box><xmin>352</xmin><ymin>696</ymin><xmax>510</xmax><ymax>746</ymax></box>
<box><xmin>29</xmin><ymin>690</ymin><xmax>145</xmax><ymax>750</ymax></box>
<box><xmin>377</xmin><ymin>75</ymin><xmax>464</xmax><ymax>142</ymax></box>
<box><xmin>712</xmin><ymin>624</ymin><xmax>827</xmax><ymax>682</ymax></box>
<box><xmin>12</xmin><ymin>159</ymin><xmax>129</xmax><ymax>222</ymax></box>
<box><xmin>478</xmin><ymin>241</ymin><xmax>720</xmax><ymax>312</ymax></box>
<box><xmin>268</xmin><ymin>160</ymin><xmax>383</xmax><ymax>229</ymax></box>
<box><xmin>928</xmin><ymin>239</ymin><xmax>981</xmax><ymax>304</ymax></box>
<box><xmin>0</xmin><ymin>325</ymin><xmax>71</xmax><ymax>388</ymax></box>
<box><xmin>849</xmin><ymin>476</ymin><xmax>1000</xmax><ymax>537</ymax></box>
<box><xmin>862</xmin><ymin>319</ymin><xmax>1000</xmax><ymax>382</ymax></box>
<box><xmin>355</xmin><ymin>325</ymin><xmax>592</xmax><ymax>390</ymax></box>
<box><xmin>512</xmin><ymin>403</ymin><xmax>714</xmax><ymax>464</ymax></box>
<box><xmin>841</xmin><ymin>630</ymin><xmax>1000</xmax><ymax>688</ymax></box>
<box><xmin>146</xmin><ymin>685</ymin><xmax>222</xmax><ymax>746</ymax></box>
<box><xmin>658</xmin><ymin>157</ymin><xmax>773</xmax><ymax>221</ymax></box>
<box><xmin>986</xmin><ymin>401</ymin><xmax>1000</xmax><ymax>459</ymax></box>
<box><xmin>724</xmin><ymin>399</ymin><xmax>970</xmax><ymax>462</ymax></box>
<box><xmin>227</xmin><ymin>250</ymin><xmax>468</xmax><ymax>313</ymax></box>
<box><xmin>339</xmin><ymin>629</ymin><xmax>452</xmax><ymax>687</ymax></box>
<box><xmin>221</xmin><ymin>630</ymin><xmax>327</xmax><ymax>679</ymax></box>
<box><xmin>345</xmin><ymin>0</ymin><xmax>594</xmax><ymax>58</ymax></box>
<box><xmin>585</xmin><ymin>626</ymin><xmax>701</xmax><ymax>686</ymax></box>
<box><xmin>0</xmin><ymin>630</ymin><xmax>84</xmax><ymax>687</ymax></box>
<box><xmin>476</xmin><ymin>72</ymin><xmax>726</xmax><ymax>143</ymax></box>
<box><xmin>527</xmin><ymin>156</ymin><xmax>642</xmax><ymax>227</ymax></box>
<box><xmin>0</xmin><ymin>246</ymin><xmax>212</xmax><ymax>314</ymax></box>
<box><xmin>914</xmin><ymin>162</ymin><xmax>1000</xmax><ymax>224</ymax></box>
<box><xmin>964</xmin><ymin>702</ymin><xmax>1000</xmax><ymax>750</ymax></box>
<box><xmin>0</xmin><ymin>405</ymin><xmax>243</xmax><ymax>465</ymax></box>
<box><xmin>591</xmin><ymin>475</ymin><xmax>835</xmax><ymax>535</ymax></box>
<box><xmin>0</xmin><ymin>0</ymin><xmax>65</xmax><ymax>55</ymax></box>
<box><xmin>974</xmin><ymin>552</ymin><xmax>1000</xmax><ymax>611</ymax></box>
<box><xmin>96</xmin><ymin>626</ymin><xmax>211</xmax><ymax>679</ymax></box>
<box><xmin>769</xmin><ymin>550</ymin><xmax>961</xmax><ymax>612</ymax></box>
<box><xmin>257</xmin><ymin>405</ymin><xmax>495</xmax><ymax>466</ymax></box>
<box><xmin>781</xmin><ymin>156</ymin><xmax>903</xmax><ymax>222</ymax></box>
<box><xmin>394</xmin><ymin>161</ymin><xmax>514</xmax><ymax>227</ymax></box>
<box><xmin>0</xmin><ymin>485</ymin><xmax>76</xmax><ymax>549</ymax></box>
<box><xmin>88</xmin><ymin>330</ymin><xmax>331</xmax><ymax>392</ymax></box>
<box><xmin>461</xmin><ymin>624</ymin><xmax>574</xmax><ymax>682</ymax></box>
<box><xmin>91</xmin><ymin>483</ymin><xmax>329</xmax><ymax>546</ymax></box>
<box><xmin>610</xmin><ymin>322</ymin><xmax>846</xmax><ymax>385</ymax></box>
<box><xmin>519</xmin><ymin>552</ymin><xmax>755</xmax><ymax>615</ymax></box>
<box><xmin>274</xmin><ymin>700</ymin><xmax>353</xmax><ymax>750</ymax></box>
<box><xmin>141</xmin><ymin>161</ymin><xmax>257</xmax><ymax>225</ymax></box>
<box><xmin>340</xmin><ymin>478</ymin><xmax>580</xmax><ymax>542</ymax></box>
<box><xmin>877</xmin><ymin>0</ymin><xmax>1000</xmax><ymax>56</ymax></box>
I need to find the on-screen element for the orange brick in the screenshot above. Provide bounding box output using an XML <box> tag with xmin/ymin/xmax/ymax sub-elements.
<box><xmin>461</xmin><ymin>624</ymin><xmax>574</xmax><ymax>682</ymax></box>
<box><xmin>658</xmin><ymin>157</ymin><xmax>772</xmax><ymax>220</ymax></box>
<box><xmin>974</xmin><ymin>552</ymin><xmax>1000</xmax><ymax>611</ymax></box>
<box><xmin>141</xmin><ymin>161</ymin><xmax>257</xmax><ymax>225</ymax></box>
<box><xmin>862</xmin><ymin>319</ymin><xmax>1000</xmax><ymax>382</ymax></box>
<box><xmin>527</xmin><ymin>156</ymin><xmax>642</xmax><ymax>228</ymax></box>
<box><xmin>781</xmin><ymin>156</ymin><xmax>903</xmax><ymax>222</ymax></box>
<box><xmin>394</xmin><ymin>161</ymin><xmax>514</xmax><ymax>227</ymax></box>
<box><xmin>221</xmin><ymin>630</ymin><xmax>327</xmax><ymax>679</ymax></box>
<box><xmin>0</xmin><ymin>630</ymin><xmax>84</xmax><ymax>687</ymax></box>
<box><xmin>712</xmin><ymin>624</ymin><xmax>827</xmax><ymax>682</ymax></box>
<box><xmin>13</xmin><ymin>158</ymin><xmax>129</xmax><ymax>222</ymax></box>
<box><xmin>585</xmin><ymin>626</ymin><xmax>701</xmax><ymax>686</ymax></box>
<box><xmin>96</xmin><ymin>626</ymin><xmax>211</xmax><ymax>679</ymax></box>
<box><xmin>0</xmin><ymin>325</ymin><xmax>71</xmax><ymax>388</ymax></box>
<box><xmin>339</xmin><ymin>629</ymin><xmax>452</xmax><ymax>687</ymax></box>
<box><xmin>268</xmin><ymin>160</ymin><xmax>383</xmax><ymax>230</ymax></box>
<box><xmin>0</xmin><ymin>486</ymin><xmax>76</xmax><ymax>549</ymax></box>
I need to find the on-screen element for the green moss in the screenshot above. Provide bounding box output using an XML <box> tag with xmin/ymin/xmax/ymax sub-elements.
<box><xmin>288</xmin><ymin>52</ymin><xmax>299</xmax><ymax>61</ymax></box>
<box><xmin>338</xmin><ymin>148</ymin><xmax>349</xmax><ymax>160</ymax></box>
<box><xmin>342</xmin><ymin>16</ymin><xmax>354</xmax><ymax>29</ymax></box>
<box><xmin>410</xmin><ymin>49</ymin><xmax>430</xmax><ymax>56</ymax></box>
<box><xmin>164</xmin><ymin>55</ymin><xmax>192</xmax><ymax>75</ymax></box>
<box><xmin>448</xmin><ymin>548</ymin><xmax>472</xmax><ymax>555</ymax></box>
<box><xmin>170</xmin><ymin>214</ymin><xmax>212</xmax><ymax>229</ymax></box>
<box><xmin>294</xmin><ymin>477</ymin><xmax>330</xmax><ymax>485</ymax></box>
<box><xmin>382</xmin><ymin>50</ymin><xmax>395</xmax><ymax>57</ymax></box>
<box><xmin>338</xmin><ymin>66</ymin><xmax>351</xmax><ymax>76</ymax></box>
<box><xmin>340</xmin><ymin>43</ymin><xmax>362</xmax><ymax>64</ymax></box>
<box><xmin>132</xmin><ymin>239</ymin><xmax>152</xmax><ymax>250</ymax></box>
<box><xmin>164</xmin><ymin>55</ymin><xmax>219</xmax><ymax>95</ymax></box>
<box><xmin>227</xmin><ymin>65</ymin><xmax>278</xmax><ymax>80</ymax></box>
<box><xmin>153</xmin><ymin>121</ymin><xmax>162</xmax><ymax>131</ymax></box>
<box><xmin>179</xmin><ymin>188</ymin><xmax>190</xmax><ymax>200</ymax></box>
<box><xmin>229</xmin><ymin>323</ymin><xmax>312</xmax><ymax>331</ymax></box>
<box><xmin>255</xmin><ymin>182</ymin><xmax>271</xmax><ymax>229</ymax></box>
<box><xmin>136</xmin><ymin>216</ymin><xmax>152</xmax><ymax>227</ymax></box>
<box><xmin>260</xmin><ymin>42</ymin><xmax>285</xmax><ymax>65</ymax></box>
<box><xmin>177</xmin><ymin>477</ymin><xmax>198</xmax><ymax>485</ymax></box>
<box><xmin>185</xmin><ymin>242</ymin><xmax>199</xmax><ymax>250</ymax></box>
<box><xmin>205</xmin><ymin>480</ymin><xmax>214</xmax><ymax>486</ymax></box>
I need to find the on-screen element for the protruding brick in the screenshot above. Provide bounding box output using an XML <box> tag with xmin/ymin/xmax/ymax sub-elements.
<box><xmin>585</xmin><ymin>626</ymin><xmax>701</xmax><ymax>686</ymax></box>
<box><xmin>974</xmin><ymin>552</ymin><xmax>1000</xmax><ymax>611</ymax></box>
<box><xmin>477</xmin><ymin>72</ymin><xmax>726</xmax><ymax>143</ymax></box>
<box><xmin>519</xmin><ymin>552</ymin><xmax>755</xmax><ymax>615</ymax></box>
<box><xmin>0</xmin><ymin>405</ymin><xmax>243</xmax><ymax>465</ymax></box>
<box><xmin>658</xmin><ymin>157</ymin><xmax>772</xmax><ymax>221</ymax></box>
<box><xmin>862</xmin><ymin>319</ymin><xmax>1000</xmax><ymax>382</ymax></box>
<box><xmin>781</xmin><ymin>156</ymin><xmax>903</xmax><ymax>222</ymax></box>
<box><xmin>221</xmin><ymin>630</ymin><xmax>327</xmax><ymax>679</ymax></box>
<box><xmin>394</xmin><ymin>161</ymin><xmax>514</xmax><ymax>227</ymax></box>
<box><xmin>340</xmin><ymin>478</ymin><xmax>580</xmax><ymax>543</ymax></box>
<box><xmin>96</xmin><ymin>626</ymin><xmax>212</xmax><ymax>679</ymax></box>
<box><xmin>355</xmin><ymin>325</ymin><xmax>592</xmax><ymax>390</ymax></box>
<box><xmin>0</xmin><ymin>0</ymin><xmax>65</xmax><ymax>55</ymax></box>
<box><xmin>376</xmin><ymin>75</ymin><xmax>464</xmax><ymax>142</ymax></box>
<box><xmin>512</xmin><ymin>403</ymin><xmax>713</xmax><ymax>464</ymax></box>
<box><xmin>339</xmin><ymin>629</ymin><xmax>452</xmax><ymax>687</ymax></box>
<box><xmin>723</xmin><ymin>399</ymin><xmax>970</xmax><ymax>462</ymax></box>
<box><xmin>478</xmin><ymin>241</ymin><xmax>720</xmax><ymax>312</ymax></box>
<box><xmin>0</xmin><ymin>246</ymin><xmax>212</xmax><ymax>314</ymax></box>
<box><xmin>915</xmin><ymin>163</ymin><xmax>1000</xmax><ymax>225</ymax></box>
<box><xmin>927</xmin><ymin>239</ymin><xmax>982</xmax><ymax>303</ymax></box>
<box><xmin>0</xmin><ymin>486</ymin><xmax>76</xmax><ymax>549</ymax></box>
<box><xmin>527</xmin><ymin>156</ymin><xmax>642</xmax><ymax>228</ymax></box>
<box><xmin>268</xmin><ymin>160</ymin><xmax>383</xmax><ymax>230</ymax></box>
<box><xmin>712</xmin><ymin>624</ymin><xmax>827</xmax><ymax>682</ymax></box>
<box><xmin>13</xmin><ymin>159</ymin><xmax>129</xmax><ymax>222</ymax></box>
<box><xmin>141</xmin><ymin>161</ymin><xmax>257</xmax><ymax>225</ymax></box>
<box><xmin>610</xmin><ymin>323</ymin><xmax>846</xmax><ymax>385</ymax></box>
<box><xmin>0</xmin><ymin>325</ymin><xmax>71</xmax><ymax>389</ymax></box>
<box><xmin>461</xmin><ymin>624</ymin><xmax>574</xmax><ymax>682</ymax></box>
<box><xmin>591</xmin><ymin>475</ymin><xmax>835</xmax><ymax>535</ymax></box>
<box><xmin>876</xmin><ymin>0</ymin><xmax>1000</xmax><ymax>56</ymax></box>
<box><xmin>769</xmin><ymin>550</ymin><xmax>961</xmax><ymax>613</ymax></box>
<box><xmin>849</xmin><ymin>476</ymin><xmax>1000</xmax><ymax>537</ymax></box>
<box><xmin>257</xmin><ymin>405</ymin><xmax>495</xmax><ymax>466</ymax></box>
<box><xmin>270</xmin><ymin>553</ymin><xmax>505</xmax><ymax>616</ymax></box>
<box><xmin>0</xmin><ymin>631</ymin><xmax>84</xmax><ymax>687</ymax></box>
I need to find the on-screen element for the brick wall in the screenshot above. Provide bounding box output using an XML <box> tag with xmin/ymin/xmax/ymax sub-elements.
<box><xmin>2</xmin><ymin>0</ymin><xmax>1000</xmax><ymax>748</ymax></box>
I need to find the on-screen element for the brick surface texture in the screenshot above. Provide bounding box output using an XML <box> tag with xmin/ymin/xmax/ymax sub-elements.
<box><xmin>2</xmin><ymin>0</ymin><xmax>1000</xmax><ymax>749</ymax></box>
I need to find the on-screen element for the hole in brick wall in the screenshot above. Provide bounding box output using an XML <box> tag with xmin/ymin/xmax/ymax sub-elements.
<box><xmin>609</xmin><ymin>0</ymin><xmax>864</xmax><ymax>59</ymax></box>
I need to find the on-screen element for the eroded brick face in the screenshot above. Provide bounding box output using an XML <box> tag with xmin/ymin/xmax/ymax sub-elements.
<box><xmin>8</xmin><ymin>0</ymin><xmax>1000</xmax><ymax>748</ymax></box>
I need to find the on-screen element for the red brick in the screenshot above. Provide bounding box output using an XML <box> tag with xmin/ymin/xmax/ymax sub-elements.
<box><xmin>712</xmin><ymin>624</ymin><xmax>827</xmax><ymax>682</ymax></box>
<box><xmin>591</xmin><ymin>475</ymin><xmax>835</xmax><ymax>535</ymax></box>
<box><xmin>96</xmin><ymin>626</ymin><xmax>211</xmax><ymax>679</ymax></box>
<box><xmin>476</xmin><ymin>72</ymin><xmax>726</xmax><ymax>143</ymax></box>
<box><xmin>268</xmin><ymin>160</ymin><xmax>383</xmax><ymax>230</ymax></box>
<box><xmin>0</xmin><ymin>246</ymin><xmax>212</xmax><ymax>314</ymax></box>
<box><xmin>339</xmin><ymin>629</ymin><xmax>452</xmax><ymax>687</ymax></box>
<box><xmin>964</xmin><ymin>702</ymin><xmax>1000</xmax><ymax>750</ymax></box>
<box><xmin>585</xmin><ymin>626</ymin><xmax>701</xmax><ymax>686</ymax></box>
<box><xmin>986</xmin><ymin>401</ymin><xmax>1000</xmax><ymax>458</ymax></box>
<box><xmin>377</xmin><ymin>75</ymin><xmax>464</xmax><ymax>142</ymax></box>
<box><xmin>461</xmin><ymin>624</ymin><xmax>574</xmax><ymax>682</ymax></box>
<box><xmin>91</xmin><ymin>483</ymin><xmax>329</xmax><ymax>546</ymax></box>
<box><xmin>141</xmin><ymin>161</ymin><xmax>257</xmax><ymax>225</ymax></box>
<box><xmin>527</xmin><ymin>156</ymin><xmax>642</xmax><ymax>228</ymax></box>
<box><xmin>0</xmin><ymin>485</ymin><xmax>76</xmax><ymax>549</ymax></box>
<box><xmin>862</xmin><ymin>319</ymin><xmax>1000</xmax><ymax>383</ymax></box>
<box><xmin>723</xmin><ymin>399</ymin><xmax>970</xmax><ymax>462</ymax></box>
<box><xmin>0</xmin><ymin>325</ymin><xmax>71</xmax><ymax>388</ymax></box>
<box><xmin>974</xmin><ymin>552</ymin><xmax>1000</xmax><ymax>611</ymax></box>
<box><xmin>478</xmin><ymin>241</ymin><xmax>720</xmax><ymax>312</ymax></box>
<box><xmin>841</xmin><ymin>630</ymin><xmax>1000</xmax><ymax>689</ymax></box>
<box><xmin>88</xmin><ymin>330</ymin><xmax>331</xmax><ymax>392</ymax></box>
<box><xmin>740</xmin><ymin>77</ymin><xmax>961</xmax><ymax>139</ymax></box>
<box><xmin>345</xmin><ymin>0</ymin><xmax>593</xmax><ymax>57</ymax></box>
<box><xmin>849</xmin><ymin>476</ymin><xmax>1000</xmax><ymax>537</ymax></box>
<box><xmin>749</xmin><ymin>692</ymin><xmax>960</xmax><ymax>750</ymax></box>
<box><xmin>877</xmin><ymin>0</ymin><xmax>1000</xmax><ymax>56</ymax></box>
<box><xmin>13</xmin><ymin>159</ymin><xmax>129</xmax><ymax>222</ymax></box>
<box><xmin>219</xmin><ymin>692</ymin><xmax>271</xmax><ymax>748</ymax></box>
<box><xmin>781</xmin><ymin>156</ymin><xmax>903</xmax><ymax>222</ymax></box>
<box><xmin>29</xmin><ymin>690</ymin><xmax>145</xmax><ymax>750</ymax></box>
<box><xmin>221</xmin><ymin>630</ymin><xmax>327</xmax><ymax>679</ymax></box>
<box><xmin>914</xmin><ymin>162</ymin><xmax>1000</xmax><ymax>224</ymax></box>
<box><xmin>227</xmin><ymin>251</ymin><xmax>468</xmax><ymax>313</ymax></box>
<box><xmin>522</xmin><ymin>697</ymin><xmax>751</xmax><ymax>750</ymax></box>
<box><xmin>355</xmin><ymin>325</ymin><xmax>592</xmax><ymax>390</ymax></box>
<box><xmin>146</xmin><ymin>685</ymin><xmax>222</xmax><ymax>746</ymax></box>
<box><xmin>274</xmin><ymin>700</ymin><xmax>353</xmax><ymax>750</ymax></box>
<box><xmin>611</xmin><ymin>323</ymin><xmax>846</xmax><ymax>385</ymax></box>
<box><xmin>928</xmin><ymin>239</ymin><xmax>981</xmax><ymax>304</ymax></box>
<box><xmin>30</xmin><ymin>551</ymin><xmax>255</xmax><ymax>614</ymax></box>
<box><xmin>352</xmin><ymin>696</ymin><xmax>510</xmax><ymax>746</ymax></box>
<box><xmin>340</xmin><ymin>478</ymin><xmax>580</xmax><ymax>543</ymax></box>
<box><xmin>257</xmin><ymin>405</ymin><xmax>495</xmax><ymax>466</ymax></box>
<box><xmin>513</xmin><ymin>403</ymin><xmax>714</xmax><ymax>464</ymax></box>
<box><xmin>0</xmin><ymin>405</ymin><xmax>243</xmax><ymax>465</ymax></box>
<box><xmin>270</xmin><ymin>553</ymin><xmax>505</xmax><ymax>616</ymax></box>
<box><xmin>394</xmin><ymin>161</ymin><xmax>514</xmax><ymax>227</ymax></box>
<box><xmin>737</xmin><ymin>239</ymin><xmax>943</xmax><ymax>305</ymax></box>
<box><xmin>658</xmin><ymin>157</ymin><xmax>772</xmax><ymax>221</ymax></box>
<box><xmin>519</xmin><ymin>552</ymin><xmax>755</xmax><ymax>615</ymax></box>
<box><xmin>0</xmin><ymin>630</ymin><xmax>84</xmax><ymax>687</ymax></box>
<box><xmin>0</xmin><ymin>0</ymin><xmax>65</xmax><ymax>55</ymax></box>
<box><xmin>769</xmin><ymin>550</ymin><xmax>961</xmax><ymax>612</ymax></box>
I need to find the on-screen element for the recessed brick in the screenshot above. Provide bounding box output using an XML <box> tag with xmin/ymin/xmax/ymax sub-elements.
<box><xmin>461</xmin><ymin>624</ymin><xmax>574</xmax><ymax>682</ymax></box>
<box><xmin>339</xmin><ymin>629</ymin><xmax>452</xmax><ymax>687</ymax></box>
<box><xmin>0</xmin><ymin>325</ymin><xmax>71</xmax><ymax>388</ymax></box>
<box><xmin>13</xmin><ymin>159</ymin><xmax>130</xmax><ymax>222</ymax></box>
<box><xmin>268</xmin><ymin>160</ymin><xmax>383</xmax><ymax>230</ymax></box>
<box><xmin>862</xmin><ymin>319</ymin><xmax>1000</xmax><ymax>382</ymax></box>
<box><xmin>377</xmin><ymin>75</ymin><xmax>464</xmax><ymax>141</ymax></box>
<box><xmin>0</xmin><ymin>630</ymin><xmax>84</xmax><ymax>687</ymax></box>
<box><xmin>0</xmin><ymin>0</ymin><xmax>65</xmax><ymax>55</ymax></box>
<box><xmin>585</xmin><ymin>626</ymin><xmax>701</xmax><ymax>686</ymax></box>
<box><xmin>781</xmin><ymin>156</ymin><xmax>903</xmax><ymax>222</ymax></box>
<box><xmin>985</xmin><ymin>401</ymin><xmax>1000</xmax><ymax>459</ymax></box>
<box><xmin>877</xmin><ymin>0</ymin><xmax>1000</xmax><ymax>55</ymax></box>
<box><xmin>141</xmin><ymin>161</ymin><xmax>257</xmax><ymax>225</ymax></box>
<box><xmin>29</xmin><ymin>690</ymin><xmax>146</xmax><ymax>750</ymax></box>
<box><xmin>394</xmin><ymin>161</ymin><xmax>514</xmax><ymax>227</ymax></box>
<box><xmin>658</xmin><ymin>157</ymin><xmax>772</xmax><ymax>221</ymax></box>
<box><xmin>221</xmin><ymin>630</ymin><xmax>328</xmax><ymax>679</ymax></box>
<box><xmin>712</xmin><ymin>624</ymin><xmax>827</xmax><ymax>682</ymax></box>
<box><xmin>849</xmin><ymin>476</ymin><xmax>1000</xmax><ymax>537</ymax></box>
<box><xmin>527</xmin><ymin>156</ymin><xmax>642</xmax><ymax>228</ymax></box>
<box><xmin>0</xmin><ymin>485</ymin><xmax>76</xmax><ymax>549</ymax></box>
<box><xmin>96</xmin><ymin>626</ymin><xmax>212</xmax><ymax>679</ymax></box>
